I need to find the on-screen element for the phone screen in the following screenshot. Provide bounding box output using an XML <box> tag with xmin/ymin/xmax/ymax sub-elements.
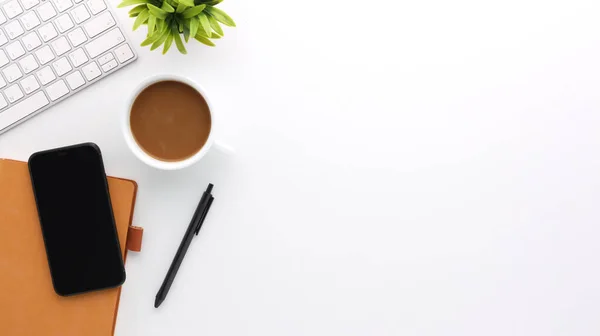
<box><xmin>28</xmin><ymin>143</ymin><xmax>125</xmax><ymax>296</ymax></box>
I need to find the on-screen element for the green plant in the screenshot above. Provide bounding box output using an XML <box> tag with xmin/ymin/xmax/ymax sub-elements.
<box><xmin>118</xmin><ymin>0</ymin><xmax>235</xmax><ymax>54</ymax></box>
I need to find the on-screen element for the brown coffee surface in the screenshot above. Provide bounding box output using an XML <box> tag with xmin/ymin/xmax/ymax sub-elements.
<box><xmin>130</xmin><ymin>81</ymin><xmax>211</xmax><ymax>162</ymax></box>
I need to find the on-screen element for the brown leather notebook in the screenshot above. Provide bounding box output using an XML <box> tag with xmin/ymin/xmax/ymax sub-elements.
<box><xmin>0</xmin><ymin>159</ymin><xmax>143</xmax><ymax>336</ymax></box>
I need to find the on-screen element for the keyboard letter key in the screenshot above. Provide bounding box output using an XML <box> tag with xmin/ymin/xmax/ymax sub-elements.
<box><xmin>20</xmin><ymin>75</ymin><xmax>40</xmax><ymax>94</ymax></box>
<box><xmin>37</xmin><ymin>3</ymin><xmax>57</xmax><ymax>21</ymax></box>
<box><xmin>6</xmin><ymin>41</ymin><xmax>25</xmax><ymax>60</ymax></box>
<box><xmin>67</xmin><ymin>27</ymin><xmax>87</xmax><ymax>47</ymax></box>
<box><xmin>36</xmin><ymin>66</ymin><xmax>56</xmax><ymax>85</ymax></box>
<box><xmin>52</xmin><ymin>57</ymin><xmax>72</xmax><ymax>76</ymax></box>
<box><xmin>55</xmin><ymin>14</ymin><xmax>74</xmax><ymax>32</ymax></box>
<box><xmin>0</xmin><ymin>50</ymin><xmax>9</xmax><ymax>67</ymax></box>
<box><xmin>69</xmin><ymin>48</ymin><xmax>88</xmax><ymax>67</ymax></box>
<box><xmin>0</xmin><ymin>92</ymin><xmax>49</xmax><ymax>132</ymax></box>
<box><xmin>3</xmin><ymin>1</ymin><xmax>23</xmax><ymax>19</ymax></box>
<box><xmin>5</xmin><ymin>21</ymin><xmax>24</xmax><ymax>39</ymax></box>
<box><xmin>38</xmin><ymin>23</ymin><xmax>58</xmax><ymax>42</ymax></box>
<box><xmin>51</xmin><ymin>0</ymin><xmax>73</xmax><ymax>12</ymax></box>
<box><xmin>0</xmin><ymin>30</ymin><xmax>8</xmax><ymax>46</ymax></box>
<box><xmin>46</xmin><ymin>79</ymin><xmax>69</xmax><ymax>100</ymax></box>
<box><xmin>20</xmin><ymin>12</ymin><xmax>41</xmax><ymax>30</ymax></box>
<box><xmin>22</xmin><ymin>32</ymin><xmax>42</xmax><ymax>51</ymax></box>
<box><xmin>35</xmin><ymin>45</ymin><xmax>55</xmax><ymax>65</ymax></box>
<box><xmin>87</xmin><ymin>0</ymin><xmax>106</xmax><ymax>15</ymax></box>
<box><xmin>19</xmin><ymin>54</ymin><xmax>39</xmax><ymax>74</ymax></box>
<box><xmin>5</xmin><ymin>84</ymin><xmax>24</xmax><ymax>103</ymax></box>
<box><xmin>65</xmin><ymin>70</ymin><xmax>85</xmax><ymax>89</ymax></box>
<box><xmin>51</xmin><ymin>36</ymin><xmax>71</xmax><ymax>56</ymax></box>
<box><xmin>22</xmin><ymin>0</ymin><xmax>40</xmax><ymax>10</ymax></box>
<box><xmin>71</xmin><ymin>5</ymin><xmax>90</xmax><ymax>24</ymax></box>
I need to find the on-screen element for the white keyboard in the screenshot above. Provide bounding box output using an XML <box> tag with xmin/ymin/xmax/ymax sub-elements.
<box><xmin>0</xmin><ymin>0</ymin><xmax>136</xmax><ymax>134</ymax></box>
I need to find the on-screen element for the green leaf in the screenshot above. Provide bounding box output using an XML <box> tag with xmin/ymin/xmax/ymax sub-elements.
<box><xmin>182</xmin><ymin>4</ymin><xmax>205</xmax><ymax>18</ymax></box>
<box><xmin>172</xmin><ymin>27</ymin><xmax>187</xmax><ymax>54</ymax></box>
<box><xmin>198</xmin><ymin>12</ymin><xmax>211</xmax><ymax>36</ymax></box>
<box><xmin>179</xmin><ymin>0</ymin><xmax>194</xmax><ymax>7</ymax></box>
<box><xmin>210</xmin><ymin>32</ymin><xmax>221</xmax><ymax>39</ymax></box>
<box><xmin>118</xmin><ymin>0</ymin><xmax>147</xmax><ymax>8</ymax></box>
<box><xmin>163</xmin><ymin>31</ymin><xmax>174</xmax><ymax>54</ymax></box>
<box><xmin>188</xmin><ymin>17</ymin><xmax>199</xmax><ymax>42</ymax></box>
<box><xmin>207</xmin><ymin>14</ymin><xmax>222</xmax><ymax>36</ymax></box>
<box><xmin>194</xmin><ymin>33</ymin><xmax>215</xmax><ymax>46</ymax></box>
<box><xmin>128</xmin><ymin>4</ymin><xmax>147</xmax><ymax>14</ymax></box>
<box><xmin>133</xmin><ymin>9</ymin><xmax>149</xmax><ymax>30</ymax></box>
<box><xmin>150</xmin><ymin>25</ymin><xmax>170</xmax><ymax>49</ymax></box>
<box><xmin>175</xmin><ymin>2</ymin><xmax>187</xmax><ymax>13</ymax></box>
<box><xmin>183</xmin><ymin>24</ymin><xmax>190</xmax><ymax>42</ymax></box>
<box><xmin>205</xmin><ymin>6</ymin><xmax>235</xmax><ymax>27</ymax></box>
<box><xmin>161</xmin><ymin>1</ymin><xmax>175</xmax><ymax>13</ymax></box>
<box><xmin>147</xmin><ymin>4</ymin><xmax>167</xmax><ymax>19</ymax></box>
<box><xmin>147</xmin><ymin>15</ymin><xmax>156</xmax><ymax>35</ymax></box>
<box><xmin>196</xmin><ymin>0</ymin><xmax>222</xmax><ymax>5</ymax></box>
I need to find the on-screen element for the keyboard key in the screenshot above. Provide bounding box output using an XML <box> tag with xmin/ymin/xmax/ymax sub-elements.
<box><xmin>20</xmin><ymin>75</ymin><xmax>40</xmax><ymax>94</ymax></box>
<box><xmin>5</xmin><ymin>84</ymin><xmax>24</xmax><ymax>103</ymax></box>
<box><xmin>97</xmin><ymin>52</ymin><xmax>113</xmax><ymax>65</ymax></box>
<box><xmin>85</xmin><ymin>28</ymin><xmax>124</xmax><ymax>58</ymax></box>
<box><xmin>65</xmin><ymin>70</ymin><xmax>84</xmax><ymax>89</ymax></box>
<box><xmin>37</xmin><ymin>3</ymin><xmax>57</xmax><ymax>21</ymax></box>
<box><xmin>83</xmin><ymin>11</ymin><xmax>114</xmax><ymax>37</ymax></box>
<box><xmin>3</xmin><ymin>64</ymin><xmax>22</xmax><ymax>82</ymax></box>
<box><xmin>38</xmin><ymin>23</ymin><xmax>58</xmax><ymax>41</ymax></box>
<box><xmin>81</xmin><ymin>62</ymin><xmax>100</xmax><ymax>80</ymax></box>
<box><xmin>46</xmin><ymin>79</ymin><xmax>69</xmax><ymax>100</ymax></box>
<box><xmin>51</xmin><ymin>36</ymin><xmax>70</xmax><ymax>56</ymax></box>
<box><xmin>3</xmin><ymin>1</ymin><xmax>23</xmax><ymax>19</ymax></box>
<box><xmin>36</xmin><ymin>66</ymin><xmax>56</xmax><ymax>84</ymax></box>
<box><xmin>0</xmin><ymin>75</ymin><xmax>6</xmax><ymax>88</ymax></box>
<box><xmin>55</xmin><ymin>14</ymin><xmax>74</xmax><ymax>32</ymax></box>
<box><xmin>68</xmin><ymin>48</ymin><xmax>87</xmax><ymax>67</ymax></box>
<box><xmin>52</xmin><ymin>57</ymin><xmax>71</xmax><ymax>76</ymax></box>
<box><xmin>0</xmin><ymin>29</ymin><xmax>7</xmax><ymax>46</ymax></box>
<box><xmin>35</xmin><ymin>45</ymin><xmax>55</xmax><ymax>65</ymax></box>
<box><xmin>20</xmin><ymin>12</ymin><xmax>41</xmax><ymax>30</ymax></box>
<box><xmin>87</xmin><ymin>0</ymin><xmax>105</xmax><ymax>14</ymax></box>
<box><xmin>5</xmin><ymin>21</ymin><xmax>24</xmax><ymax>39</ymax></box>
<box><xmin>101</xmin><ymin>59</ymin><xmax>117</xmax><ymax>72</ymax></box>
<box><xmin>71</xmin><ymin>5</ymin><xmax>90</xmax><ymax>24</ymax></box>
<box><xmin>0</xmin><ymin>94</ymin><xmax>7</xmax><ymax>109</ymax></box>
<box><xmin>51</xmin><ymin>0</ymin><xmax>73</xmax><ymax>12</ymax></box>
<box><xmin>67</xmin><ymin>27</ymin><xmax>86</xmax><ymax>46</ymax></box>
<box><xmin>6</xmin><ymin>41</ymin><xmax>25</xmax><ymax>60</ymax></box>
<box><xmin>19</xmin><ymin>55</ymin><xmax>39</xmax><ymax>74</ymax></box>
<box><xmin>74</xmin><ymin>0</ymin><xmax>83</xmax><ymax>3</ymax></box>
<box><xmin>0</xmin><ymin>51</ymin><xmax>9</xmax><ymax>67</ymax></box>
<box><xmin>22</xmin><ymin>0</ymin><xmax>40</xmax><ymax>10</ymax></box>
<box><xmin>114</xmin><ymin>44</ymin><xmax>134</xmax><ymax>63</ymax></box>
<box><xmin>22</xmin><ymin>32</ymin><xmax>42</xmax><ymax>51</ymax></box>
<box><xmin>0</xmin><ymin>92</ymin><xmax>49</xmax><ymax>132</ymax></box>
<box><xmin>0</xmin><ymin>11</ymin><xmax>6</xmax><ymax>25</ymax></box>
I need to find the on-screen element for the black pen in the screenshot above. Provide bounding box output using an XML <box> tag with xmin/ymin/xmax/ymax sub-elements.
<box><xmin>154</xmin><ymin>183</ymin><xmax>214</xmax><ymax>308</ymax></box>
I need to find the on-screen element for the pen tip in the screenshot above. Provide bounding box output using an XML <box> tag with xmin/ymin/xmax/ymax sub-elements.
<box><xmin>154</xmin><ymin>296</ymin><xmax>164</xmax><ymax>308</ymax></box>
<box><xmin>207</xmin><ymin>183</ymin><xmax>213</xmax><ymax>193</ymax></box>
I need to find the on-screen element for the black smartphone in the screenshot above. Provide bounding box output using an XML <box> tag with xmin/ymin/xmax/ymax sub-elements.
<box><xmin>28</xmin><ymin>143</ymin><xmax>125</xmax><ymax>296</ymax></box>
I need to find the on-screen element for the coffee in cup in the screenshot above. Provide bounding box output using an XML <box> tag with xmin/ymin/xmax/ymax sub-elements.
<box><xmin>130</xmin><ymin>80</ymin><xmax>211</xmax><ymax>162</ymax></box>
<box><xmin>123</xmin><ymin>75</ymin><xmax>223</xmax><ymax>170</ymax></box>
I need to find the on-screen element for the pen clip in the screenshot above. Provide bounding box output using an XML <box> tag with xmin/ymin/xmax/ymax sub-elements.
<box><xmin>195</xmin><ymin>196</ymin><xmax>213</xmax><ymax>235</ymax></box>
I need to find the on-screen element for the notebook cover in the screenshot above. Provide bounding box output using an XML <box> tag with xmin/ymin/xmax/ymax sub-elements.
<box><xmin>0</xmin><ymin>158</ymin><xmax>137</xmax><ymax>336</ymax></box>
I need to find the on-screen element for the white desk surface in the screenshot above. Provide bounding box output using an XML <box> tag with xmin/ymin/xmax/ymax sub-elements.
<box><xmin>2</xmin><ymin>0</ymin><xmax>600</xmax><ymax>335</ymax></box>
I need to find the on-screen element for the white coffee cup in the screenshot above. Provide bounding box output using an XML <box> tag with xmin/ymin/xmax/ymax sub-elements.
<box><xmin>122</xmin><ymin>75</ymin><xmax>231</xmax><ymax>170</ymax></box>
